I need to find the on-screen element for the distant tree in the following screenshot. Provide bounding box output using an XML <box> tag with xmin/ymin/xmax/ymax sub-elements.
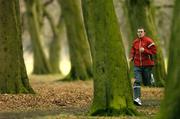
<box><xmin>58</xmin><ymin>0</ymin><xmax>92</xmax><ymax>80</ymax></box>
<box><xmin>82</xmin><ymin>0</ymin><xmax>137</xmax><ymax>115</ymax></box>
<box><xmin>126</xmin><ymin>0</ymin><xmax>166</xmax><ymax>86</ymax></box>
<box><xmin>159</xmin><ymin>0</ymin><xmax>180</xmax><ymax>118</ymax></box>
<box><xmin>44</xmin><ymin>8</ymin><xmax>64</xmax><ymax>74</ymax></box>
<box><xmin>81</xmin><ymin>0</ymin><xmax>95</xmax><ymax>58</ymax></box>
<box><xmin>25</xmin><ymin>0</ymin><xmax>52</xmax><ymax>74</ymax></box>
<box><xmin>0</xmin><ymin>0</ymin><xmax>34</xmax><ymax>93</ymax></box>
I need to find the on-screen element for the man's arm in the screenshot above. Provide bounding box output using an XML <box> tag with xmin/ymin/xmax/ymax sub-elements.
<box><xmin>143</xmin><ymin>42</ymin><xmax>157</xmax><ymax>55</ymax></box>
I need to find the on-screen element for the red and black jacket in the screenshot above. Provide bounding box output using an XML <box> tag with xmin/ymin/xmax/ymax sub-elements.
<box><xmin>130</xmin><ymin>36</ymin><xmax>157</xmax><ymax>67</ymax></box>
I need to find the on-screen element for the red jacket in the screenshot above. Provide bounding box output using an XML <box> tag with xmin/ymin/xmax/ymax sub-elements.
<box><xmin>130</xmin><ymin>36</ymin><xmax>157</xmax><ymax>67</ymax></box>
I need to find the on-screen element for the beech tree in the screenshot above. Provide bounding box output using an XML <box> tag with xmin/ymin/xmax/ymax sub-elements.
<box><xmin>0</xmin><ymin>0</ymin><xmax>34</xmax><ymax>93</ymax></box>
<box><xmin>82</xmin><ymin>0</ymin><xmax>137</xmax><ymax>115</ymax></box>
<box><xmin>159</xmin><ymin>0</ymin><xmax>180</xmax><ymax>118</ymax></box>
<box><xmin>44</xmin><ymin>9</ymin><xmax>64</xmax><ymax>74</ymax></box>
<box><xmin>25</xmin><ymin>0</ymin><xmax>52</xmax><ymax>74</ymax></box>
<box><xmin>58</xmin><ymin>0</ymin><xmax>92</xmax><ymax>80</ymax></box>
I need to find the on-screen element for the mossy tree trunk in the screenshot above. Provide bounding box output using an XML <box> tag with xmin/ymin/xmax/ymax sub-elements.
<box><xmin>81</xmin><ymin>0</ymin><xmax>95</xmax><ymax>59</ymax></box>
<box><xmin>25</xmin><ymin>0</ymin><xmax>52</xmax><ymax>74</ymax></box>
<box><xmin>159</xmin><ymin>0</ymin><xmax>180</xmax><ymax>118</ymax></box>
<box><xmin>82</xmin><ymin>0</ymin><xmax>137</xmax><ymax>116</ymax></box>
<box><xmin>58</xmin><ymin>0</ymin><xmax>92</xmax><ymax>80</ymax></box>
<box><xmin>0</xmin><ymin>0</ymin><xmax>34</xmax><ymax>93</ymax></box>
<box><xmin>126</xmin><ymin>0</ymin><xmax>166</xmax><ymax>87</ymax></box>
<box><xmin>44</xmin><ymin>9</ymin><xmax>64</xmax><ymax>74</ymax></box>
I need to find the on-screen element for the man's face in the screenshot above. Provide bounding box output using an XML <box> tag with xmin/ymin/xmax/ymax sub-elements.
<box><xmin>137</xmin><ymin>29</ymin><xmax>145</xmax><ymax>38</ymax></box>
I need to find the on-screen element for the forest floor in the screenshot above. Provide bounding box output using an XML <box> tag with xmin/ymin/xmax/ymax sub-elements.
<box><xmin>0</xmin><ymin>75</ymin><xmax>164</xmax><ymax>119</ymax></box>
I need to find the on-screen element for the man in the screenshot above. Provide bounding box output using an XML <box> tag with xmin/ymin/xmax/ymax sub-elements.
<box><xmin>129</xmin><ymin>27</ymin><xmax>157</xmax><ymax>106</ymax></box>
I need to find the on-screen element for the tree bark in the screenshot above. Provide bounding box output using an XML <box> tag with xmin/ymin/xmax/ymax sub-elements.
<box><xmin>0</xmin><ymin>0</ymin><xmax>34</xmax><ymax>93</ymax></box>
<box><xmin>58</xmin><ymin>0</ymin><xmax>92</xmax><ymax>80</ymax></box>
<box><xmin>25</xmin><ymin>0</ymin><xmax>52</xmax><ymax>74</ymax></box>
<box><xmin>81</xmin><ymin>0</ymin><xmax>95</xmax><ymax>59</ymax></box>
<box><xmin>44</xmin><ymin>9</ymin><xmax>63</xmax><ymax>74</ymax></box>
<box><xmin>82</xmin><ymin>0</ymin><xmax>137</xmax><ymax>115</ymax></box>
<box><xmin>159</xmin><ymin>0</ymin><xmax>180</xmax><ymax>118</ymax></box>
<box><xmin>126</xmin><ymin>0</ymin><xmax>166</xmax><ymax>86</ymax></box>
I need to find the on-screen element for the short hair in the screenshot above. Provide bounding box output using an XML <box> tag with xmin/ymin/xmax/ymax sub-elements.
<box><xmin>137</xmin><ymin>27</ymin><xmax>145</xmax><ymax>32</ymax></box>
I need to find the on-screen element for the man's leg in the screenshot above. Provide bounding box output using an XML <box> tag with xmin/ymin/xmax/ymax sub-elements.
<box><xmin>133</xmin><ymin>66</ymin><xmax>142</xmax><ymax>105</ymax></box>
<box><xmin>142</xmin><ymin>66</ymin><xmax>152</xmax><ymax>86</ymax></box>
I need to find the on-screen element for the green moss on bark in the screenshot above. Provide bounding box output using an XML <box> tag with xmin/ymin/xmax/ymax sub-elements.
<box><xmin>0</xmin><ymin>0</ymin><xmax>34</xmax><ymax>94</ymax></box>
<box><xmin>158</xmin><ymin>0</ymin><xmax>180</xmax><ymax>118</ymax></box>
<box><xmin>82</xmin><ymin>0</ymin><xmax>137</xmax><ymax>116</ymax></box>
<box><xmin>91</xmin><ymin>108</ymin><xmax>138</xmax><ymax>116</ymax></box>
<box><xmin>82</xmin><ymin>0</ymin><xmax>95</xmax><ymax>59</ymax></box>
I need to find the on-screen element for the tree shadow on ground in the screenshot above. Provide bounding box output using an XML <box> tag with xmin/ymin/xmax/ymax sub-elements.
<box><xmin>0</xmin><ymin>106</ymin><xmax>88</xmax><ymax>119</ymax></box>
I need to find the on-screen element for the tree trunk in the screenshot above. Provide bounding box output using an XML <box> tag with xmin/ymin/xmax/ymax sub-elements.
<box><xmin>58</xmin><ymin>0</ymin><xmax>92</xmax><ymax>80</ymax></box>
<box><xmin>81</xmin><ymin>0</ymin><xmax>95</xmax><ymax>59</ymax></box>
<box><xmin>44</xmin><ymin>9</ymin><xmax>64</xmax><ymax>74</ymax></box>
<box><xmin>126</xmin><ymin>0</ymin><xmax>166</xmax><ymax>87</ymax></box>
<box><xmin>25</xmin><ymin>0</ymin><xmax>52</xmax><ymax>74</ymax></box>
<box><xmin>82</xmin><ymin>0</ymin><xmax>137</xmax><ymax>115</ymax></box>
<box><xmin>159</xmin><ymin>0</ymin><xmax>180</xmax><ymax>118</ymax></box>
<box><xmin>0</xmin><ymin>0</ymin><xmax>34</xmax><ymax>93</ymax></box>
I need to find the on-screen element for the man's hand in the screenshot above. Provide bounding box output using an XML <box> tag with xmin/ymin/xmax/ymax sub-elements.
<box><xmin>139</xmin><ymin>47</ymin><xmax>144</xmax><ymax>53</ymax></box>
<box><xmin>128</xmin><ymin>58</ymin><xmax>133</xmax><ymax>62</ymax></box>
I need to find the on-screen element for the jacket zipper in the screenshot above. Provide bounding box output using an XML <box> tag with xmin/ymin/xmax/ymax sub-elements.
<box><xmin>139</xmin><ymin>39</ymin><xmax>142</xmax><ymax>66</ymax></box>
